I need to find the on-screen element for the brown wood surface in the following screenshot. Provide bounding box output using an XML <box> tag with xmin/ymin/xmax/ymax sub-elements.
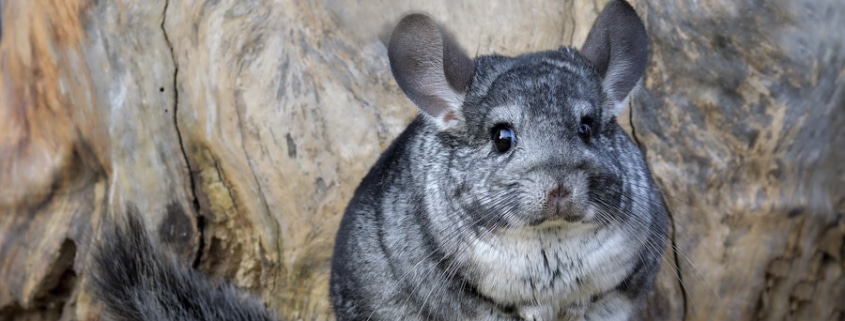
<box><xmin>0</xmin><ymin>0</ymin><xmax>842</xmax><ymax>320</ymax></box>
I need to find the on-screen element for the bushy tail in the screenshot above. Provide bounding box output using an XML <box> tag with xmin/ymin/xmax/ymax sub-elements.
<box><xmin>89</xmin><ymin>211</ymin><xmax>278</xmax><ymax>321</ymax></box>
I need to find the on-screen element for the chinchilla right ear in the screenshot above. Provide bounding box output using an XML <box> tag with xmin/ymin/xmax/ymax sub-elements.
<box><xmin>388</xmin><ymin>14</ymin><xmax>475</xmax><ymax>129</ymax></box>
<box><xmin>580</xmin><ymin>0</ymin><xmax>649</xmax><ymax>117</ymax></box>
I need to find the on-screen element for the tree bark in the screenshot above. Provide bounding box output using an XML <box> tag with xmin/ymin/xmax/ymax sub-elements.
<box><xmin>0</xmin><ymin>0</ymin><xmax>842</xmax><ymax>320</ymax></box>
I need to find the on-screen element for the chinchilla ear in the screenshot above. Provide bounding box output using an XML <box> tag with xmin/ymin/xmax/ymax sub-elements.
<box><xmin>580</xmin><ymin>0</ymin><xmax>648</xmax><ymax>117</ymax></box>
<box><xmin>388</xmin><ymin>14</ymin><xmax>475</xmax><ymax>129</ymax></box>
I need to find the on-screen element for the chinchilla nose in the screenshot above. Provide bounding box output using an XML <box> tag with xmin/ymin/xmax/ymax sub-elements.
<box><xmin>547</xmin><ymin>185</ymin><xmax>571</xmax><ymax>202</ymax></box>
<box><xmin>545</xmin><ymin>184</ymin><xmax>573</xmax><ymax>220</ymax></box>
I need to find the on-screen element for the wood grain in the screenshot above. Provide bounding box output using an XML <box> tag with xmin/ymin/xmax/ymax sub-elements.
<box><xmin>0</xmin><ymin>0</ymin><xmax>198</xmax><ymax>319</ymax></box>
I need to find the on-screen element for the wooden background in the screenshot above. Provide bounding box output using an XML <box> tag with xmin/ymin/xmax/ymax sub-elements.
<box><xmin>0</xmin><ymin>0</ymin><xmax>842</xmax><ymax>320</ymax></box>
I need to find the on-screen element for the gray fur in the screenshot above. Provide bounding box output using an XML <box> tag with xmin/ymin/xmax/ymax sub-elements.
<box><xmin>330</xmin><ymin>1</ymin><xmax>667</xmax><ymax>320</ymax></box>
<box><xmin>89</xmin><ymin>206</ymin><xmax>280</xmax><ymax>321</ymax></box>
<box><xmin>388</xmin><ymin>13</ymin><xmax>475</xmax><ymax>128</ymax></box>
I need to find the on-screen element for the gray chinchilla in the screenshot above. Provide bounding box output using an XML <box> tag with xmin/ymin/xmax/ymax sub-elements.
<box><xmin>330</xmin><ymin>1</ymin><xmax>669</xmax><ymax>320</ymax></box>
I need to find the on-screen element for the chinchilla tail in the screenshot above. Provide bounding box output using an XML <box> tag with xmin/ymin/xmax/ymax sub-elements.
<box><xmin>89</xmin><ymin>210</ymin><xmax>277</xmax><ymax>321</ymax></box>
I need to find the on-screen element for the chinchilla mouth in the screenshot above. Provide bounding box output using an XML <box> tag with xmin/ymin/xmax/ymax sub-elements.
<box><xmin>528</xmin><ymin>212</ymin><xmax>585</xmax><ymax>227</ymax></box>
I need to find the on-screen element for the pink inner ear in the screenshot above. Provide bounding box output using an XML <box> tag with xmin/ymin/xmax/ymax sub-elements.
<box><xmin>388</xmin><ymin>14</ymin><xmax>473</xmax><ymax>125</ymax></box>
<box><xmin>579</xmin><ymin>0</ymin><xmax>648</xmax><ymax>106</ymax></box>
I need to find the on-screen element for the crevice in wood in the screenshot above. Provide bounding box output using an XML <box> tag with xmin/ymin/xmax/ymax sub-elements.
<box><xmin>669</xmin><ymin>213</ymin><xmax>688</xmax><ymax>321</ymax></box>
<box><xmin>160</xmin><ymin>0</ymin><xmax>205</xmax><ymax>268</ymax></box>
<box><xmin>628</xmin><ymin>100</ymin><xmax>642</xmax><ymax>150</ymax></box>
<box><xmin>32</xmin><ymin>239</ymin><xmax>78</xmax><ymax>305</ymax></box>
<box><xmin>629</xmin><ymin>101</ymin><xmax>688</xmax><ymax>320</ymax></box>
<box><xmin>192</xmin><ymin>215</ymin><xmax>206</xmax><ymax>268</ymax></box>
<box><xmin>0</xmin><ymin>302</ymin><xmax>62</xmax><ymax>321</ymax></box>
<box><xmin>0</xmin><ymin>239</ymin><xmax>78</xmax><ymax>320</ymax></box>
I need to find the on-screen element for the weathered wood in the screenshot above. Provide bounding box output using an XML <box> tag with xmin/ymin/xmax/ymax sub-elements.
<box><xmin>633</xmin><ymin>0</ymin><xmax>845</xmax><ymax>320</ymax></box>
<box><xmin>1</xmin><ymin>0</ymin><xmax>843</xmax><ymax>320</ymax></box>
<box><xmin>0</xmin><ymin>0</ymin><xmax>197</xmax><ymax>319</ymax></box>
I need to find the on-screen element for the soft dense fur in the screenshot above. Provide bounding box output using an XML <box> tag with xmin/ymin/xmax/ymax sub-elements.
<box><xmin>330</xmin><ymin>1</ymin><xmax>668</xmax><ymax>320</ymax></box>
<box><xmin>89</xmin><ymin>209</ymin><xmax>279</xmax><ymax>321</ymax></box>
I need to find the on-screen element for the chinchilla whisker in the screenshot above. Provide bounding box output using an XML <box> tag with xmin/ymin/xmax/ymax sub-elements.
<box><xmin>397</xmin><ymin>216</ymin><xmax>515</xmax><ymax>319</ymax></box>
<box><xmin>589</xmin><ymin>202</ymin><xmax>666</xmax><ymax>262</ymax></box>
<box><xmin>591</xmin><ymin>198</ymin><xmax>720</xmax><ymax>303</ymax></box>
<box><xmin>588</xmin><ymin>205</ymin><xmax>690</xmax><ymax>299</ymax></box>
<box><xmin>372</xmin><ymin>203</ymin><xmax>515</xmax><ymax>316</ymax></box>
<box><xmin>617</xmin><ymin>180</ymin><xmax>689</xmax><ymax>204</ymax></box>
<box><xmin>595</xmin><ymin>192</ymin><xmax>718</xmax><ymax>286</ymax></box>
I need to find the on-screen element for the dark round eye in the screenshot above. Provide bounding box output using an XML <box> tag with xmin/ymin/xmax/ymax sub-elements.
<box><xmin>492</xmin><ymin>124</ymin><xmax>516</xmax><ymax>153</ymax></box>
<box><xmin>578</xmin><ymin>117</ymin><xmax>593</xmax><ymax>140</ymax></box>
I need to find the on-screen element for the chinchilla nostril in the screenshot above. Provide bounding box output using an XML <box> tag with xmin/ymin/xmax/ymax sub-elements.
<box><xmin>547</xmin><ymin>185</ymin><xmax>571</xmax><ymax>200</ymax></box>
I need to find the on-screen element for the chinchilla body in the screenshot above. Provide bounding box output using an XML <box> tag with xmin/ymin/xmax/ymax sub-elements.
<box><xmin>330</xmin><ymin>1</ymin><xmax>668</xmax><ymax>320</ymax></box>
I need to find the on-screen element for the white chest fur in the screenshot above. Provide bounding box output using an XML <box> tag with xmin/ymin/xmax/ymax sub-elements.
<box><xmin>463</xmin><ymin>222</ymin><xmax>639</xmax><ymax>320</ymax></box>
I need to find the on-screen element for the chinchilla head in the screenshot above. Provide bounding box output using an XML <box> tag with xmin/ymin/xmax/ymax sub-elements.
<box><xmin>388</xmin><ymin>0</ymin><xmax>650</xmax><ymax>229</ymax></box>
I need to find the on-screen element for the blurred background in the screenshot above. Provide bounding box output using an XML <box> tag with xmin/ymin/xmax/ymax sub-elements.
<box><xmin>0</xmin><ymin>0</ymin><xmax>842</xmax><ymax>320</ymax></box>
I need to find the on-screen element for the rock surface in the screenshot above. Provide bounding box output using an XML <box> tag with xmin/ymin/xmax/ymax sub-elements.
<box><xmin>0</xmin><ymin>0</ymin><xmax>842</xmax><ymax>320</ymax></box>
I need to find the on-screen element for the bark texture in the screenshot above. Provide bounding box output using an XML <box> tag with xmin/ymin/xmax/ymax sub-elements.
<box><xmin>0</xmin><ymin>0</ymin><xmax>842</xmax><ymax>320</ymax></box>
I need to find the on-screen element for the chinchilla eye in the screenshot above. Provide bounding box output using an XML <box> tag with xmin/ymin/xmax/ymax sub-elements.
<box><xmin>578</xmin><ymin>116</ymin><xmax>594</xmax><ymax>140</ymax></box>
<box><xmin>492</xmin><ymin>124</ymin><xmax>516</xmax><ymax>153</ymax></box>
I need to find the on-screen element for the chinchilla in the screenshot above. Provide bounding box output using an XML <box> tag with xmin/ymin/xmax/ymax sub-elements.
<box><xmin>329</xmin><ymin>0</ymin><xmax>668</xmax><ymax>320</ymax></box>
<box><xmin>86</xmin><ymin>1</ymin><xmax>668</xmax><ymax>321</ymax></box>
